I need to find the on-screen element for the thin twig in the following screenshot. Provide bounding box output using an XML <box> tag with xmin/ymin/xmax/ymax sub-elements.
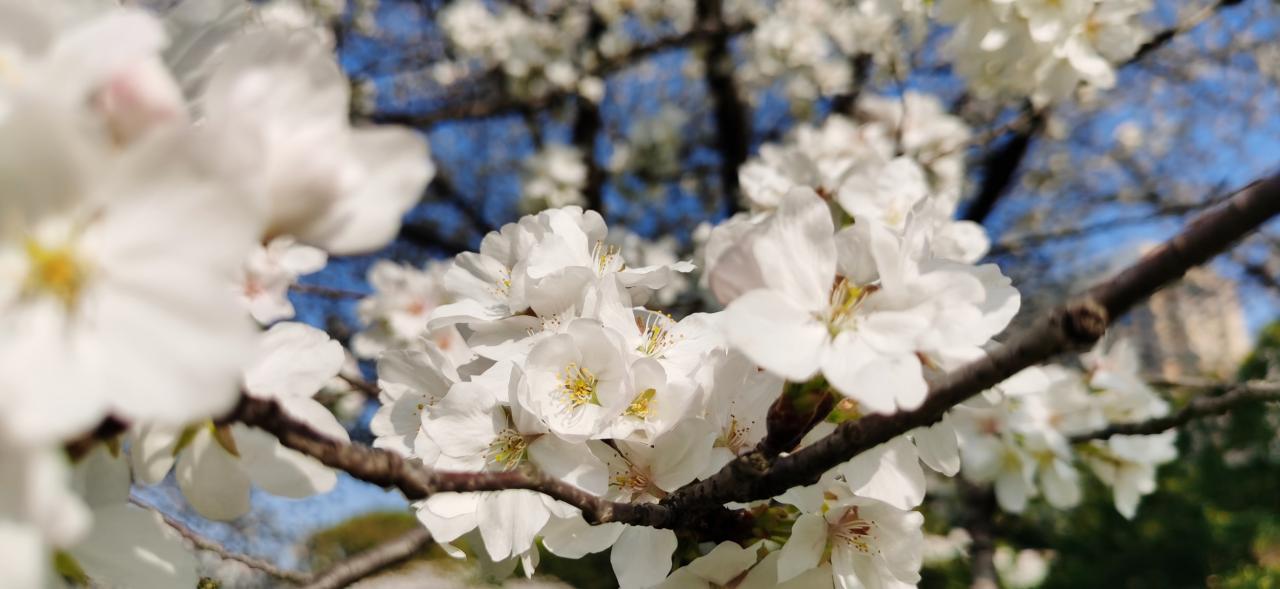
<box><xmin>1070</xmin><ymin>380</ymin><xmax>1280</xmax><ymax>442</ymax></box>
<box><xmin>988</xmin><ymin>197</ymin><xmax>1229</xmax><ymax>255</ymax></box>
<box><xmin>957</xmin><ymin>0</ymin><xmax>1244</xmax><ymax>226</ymax></box>
<box><xmin>290</xmin><ymin>284</ymin><xmax>368</xmax><ymax>300</ymax></box>
<box><xmin>131</xmin><ymin>497</ymin><xmax>310</xmax><ymax>584</ymax></box>
<box><xmin>339</xmin><ymin>373</ymin><xmax>381</xmax><ymax>398</ymax></box>
<box><xmin>1125</xmin><ymin>0</ymin><xmax>1246</xmax><ymax>65</ymax></box>
<box><xmin>302</xmin><ymin>528</ymin><xmax>434</xmax><ymax>589</ymax></box>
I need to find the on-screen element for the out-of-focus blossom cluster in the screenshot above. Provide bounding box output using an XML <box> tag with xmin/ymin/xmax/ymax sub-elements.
<box><xmin>953</xmin><ymin>339</ymin><xmax>1178</xmax><ymax>518</ymax></box>
<box><xmin>436</xmin><ymin>0</ymin><xmax>698</xmax><ymax>102</ymax></box>
<box><xmin>729</xmin><ymin>0</ymin><xmax>928</xmax><ymax>105</ymax></box>
<box><xmin>607</xmin><ymin>105</ymin><xmax>690</xmax><ymax>183</ymax></box>
<box><xmin>434</xmin><ymin>0</ymin><xmax>1155</xmax><ymax>112</ymax></box>
<box><xmin>352</xmin><ymin>259</ymin><xmax>469</xmax><ymax>362</ymax></box>
<box><xmin>738</xmin><ymin>91</ymin><xmax>984</xmax><ymax>262</ymax></box>
<box><xmin>520</xmin><ymin>144</ymin><xmax>591</xmax><ymax>213</ymax></box>
<box><xmin>936</xmin><ymin>0</ymin><xmax>1152</xmax><ymax>105</ymax></box>
<box><xmin>439</xmin><ymin>0</ymin><xmax>589</xmax><ymax>100</ymax></box>
<box><xmin>0</xmin><ymin>0</ymin><xmax>433</xmax><ymax>584</ymax></box>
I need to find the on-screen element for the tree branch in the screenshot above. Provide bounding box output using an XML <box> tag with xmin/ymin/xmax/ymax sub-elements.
<box><xmin>961</xmin><ymin>483</ymin><xmax>1000</xmax><ymax>589</ymax></box>
<box><xmin>431</xmin><ymin>173</ymin><xmax>492</xmax><ymax>235</ymax></box>
<box><xmin>396</xmin><ymin>221</ymin><xmax>470</xmax><ymax>255</ymax></box>
<box><xmin>1069</xmin><ymin>380</ymin><xmax>1280</xmax><ymax>442</ymax></box>
<box><xmin>301</xmin><ymin>528</ymin><xmax>433</xmax><ymax>589</ymax></box>
<box><xmin>224</xmin><ymin>396</ymin><xmax>749</xmax><ymax>538</ymax></box>
<box><xmin>1235</xmin><ymin>252</ymin><xmax>1280</xmax><ymax>293</ymax></box>
<box><xmin>988</xmin><ymin>196</ymin><xmax>1229</xmax><ymax>256</ymax></box>
<box><xmin>830</xmin><ymin>54</ymin><xmax>873</xmax><ymax>116</ymax></box>
<box><xmin>572</xmin><ymin>13</ymin><xmax>608</xmax><ymax>215</ymax></box>
<box><xmin>961</xmin><ymin>105</ymin><xmax>1043</xmax><ymax>225</ymax></box>
<box><xmin>664</xmin><ymin>172</ymin><xmax>1280</xmax><ymax>508</ymax></box>
<box><xmin>1125</xmin><ymin>0</ymin><xmax>1246</xmax><ymax>65</ymax></box>
<box><xmin>697</xmin><ymin>0</ymin><xmax>752</xmax><ymax>214</ymax></box>
<box><xmin>290</xmin><ymin>284</ymin><xmax>368</xmax><ymax>300</ymax></box>
<box><xmin>960</xmin><ymin>0</ymin><xmax>1244</xmax><ymax>227</ymax></box>
<box><xmin>371</xmin><ymin>21</ymin><xmax>751</xmax><ymax>128</ymax></box>
<box><xmin>131</xmin><ymin>497</ymin><xmax>311</xmax><ymax>584</ymax></box>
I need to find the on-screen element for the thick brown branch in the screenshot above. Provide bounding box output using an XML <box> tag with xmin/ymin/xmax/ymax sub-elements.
<box><xmin>225</xmin><ymin>396</ymin><xmax>750</xmax><ymax>539</ymax></box>
<box><xmin>1069</xmin><ymin>380</ymin><xmax>1280</xmax><ymax>442</ymax></box>
<box><xmin>301</xmin><ymin>528</ymin><xmax>433</xmax><ymax>589</ymax></box>
<box><xmin>665</xmin><ymin>172</ymin><xmax>1280</xmax><ymax>508</ymax></box>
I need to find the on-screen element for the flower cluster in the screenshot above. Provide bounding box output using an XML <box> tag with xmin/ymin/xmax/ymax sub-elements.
<box><xmin>436</xmin><ymin>0</ymin><xmax>701</xmax><ymax>102</ymax></box>
<box><xmin>738</xmin><ymin>91</ymin><xmax>974</xmax><ymax>233</ymax></box>
<box><xmin>730</xmin><ymin>0</ymin><xmax>927</xmax><ymax>105</ymax></box>
<box><xmin>936</xmin><ymin>0</ymin><xmax>1151</xmax><ymax>105</ymax></box>
<box><xmin>433</xmin><ymin>0</ymin><xmax>1157</xmax><ymax>110</ymax></box>
<box><xmin>439</xmin><ymin>0</ymin><xmax>590</xmax><ymax>100</ymax></box>
<box><xmin>352</xmin><ymin>259</ymin><xmax>468</xmax><ymax>361</ymax></box>
<box><xmin>373</xmin><ymin>129</ymin><xmax>1018</xmax><ymax>586</ymax></box>
<box><xmin>0</xmin><ymin>0</ymin><xmax>432</xmax><ymax>584</ymax></box>
<box><xmin>953</xmin><ymin>339</ymin><xmax>1178</xmax><ymax>517</ymax></box>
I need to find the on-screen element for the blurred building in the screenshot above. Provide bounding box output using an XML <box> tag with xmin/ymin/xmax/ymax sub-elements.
<box><xmin>1114</xmin><ymin>266</ymin><xmax>1252</xmax><ymax>380</ymax></box>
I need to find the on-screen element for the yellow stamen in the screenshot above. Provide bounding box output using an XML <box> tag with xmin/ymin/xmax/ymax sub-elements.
<box><xmin>825</xmin><ymin>279</ymin><xmax>877</xmax><ymax>335</ymax></box>
<box><xmin>591</xmin><ymin>241</ymin><xmax>624</xmax><ymax>275</ymax></box>
<box><xmin>23</xmin><ymin>238</ymin><xmax>86</xmax><ymax>307</ymax></box>
<box><xmin>486</xmin><ymin>429</ymin><xmax>528</xmax><ymax>470</ymax></box>
<box><xmin>831</xmin><ymin>506</ymin><xmax>876</xmax><ymax>554</ymax></box>
<box><xmin>560</xmin><ymin>363</ymin><xmax>600</xmax><ymax>408</ymax></box>
<box><xmin>636</xmin><ymin>311</ymin><xmax>678</xmax><ymax>356</ymax></box>
<box><xmin>625</xmin><ymin>388</ymin><xmax>657</xmax><ymax>418</ymax></box>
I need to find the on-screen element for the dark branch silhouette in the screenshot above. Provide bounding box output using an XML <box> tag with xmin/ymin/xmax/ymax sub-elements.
<box><xmin>301</xmin><ymin>528</ymin><xmax>434</xmax><ymax>589</ymax></box>
<box><xmin>697</xmin><ymin>0</ymin><xmax>752</xmax><ymax>214</ymax></box>
<box><xmin>1069</xmin><ymin>379</ymin><xmax>1280</xmax><ymax>442</ymax></box>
